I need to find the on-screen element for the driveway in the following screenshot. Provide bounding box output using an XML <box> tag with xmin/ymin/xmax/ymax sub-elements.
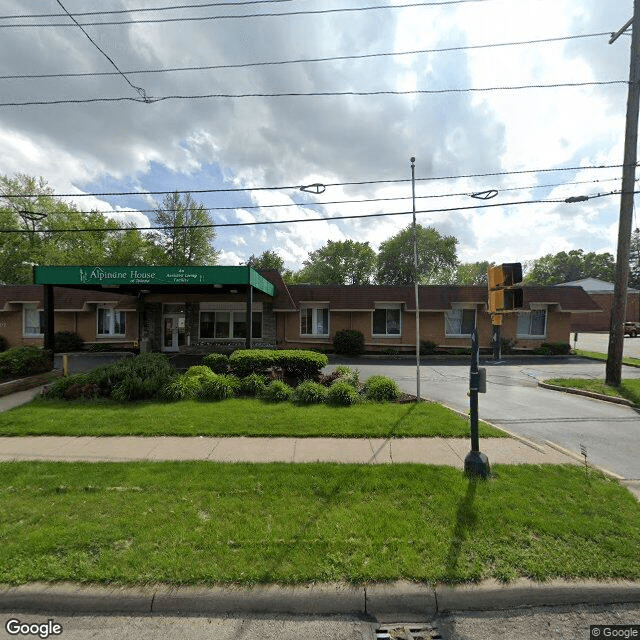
<box><xmin>328</xmin><ymin>356</ymin><xmax>640</xmax><ymax>480</ymax></box>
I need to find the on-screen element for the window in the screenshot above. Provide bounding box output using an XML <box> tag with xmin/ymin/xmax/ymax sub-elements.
<box><xmin>372</xmin><ymin>306</ymin><xmax>401</xmax><ymax>335</ymax></box>
<box><xmin>199</xmin><ymin>310</ymin><xmax>262</xmax><ymax>339</ymax></box>
<box><xmin>97</xmin><ymin>307</ymin><xmax>126</xmax><ymax>336</ymax></box>
<box><xmin>517</xmin><ymin>309</ymin><xmax>547</xmax><ymax>337</ymax></box>
<box><xmin>23</xmin><ymin>304</ymin><xmax>44</xmax><ymax>336</ymax></box>
<box><xmin>445</xmin><ymin>308</ymin><xmax>476</xmax><ymax>336</ymax></box>
<box><xmin>300</xmin><ymin>306</ymin><xmax>329</xmax><ymax>336</ymax></box>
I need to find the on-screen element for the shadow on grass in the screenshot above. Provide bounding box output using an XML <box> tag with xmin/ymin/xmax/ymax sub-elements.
<box><xmin>442</xmin><ymin>477</ymin><xmax>479</xmax><ymax>582</ymax></box>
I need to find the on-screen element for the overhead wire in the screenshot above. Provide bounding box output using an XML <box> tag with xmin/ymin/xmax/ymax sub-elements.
<box><xmin>0</xmin><ymin>1</ymin><xmax>494</xmax><ymax>28</ymax></box>
<box><xmin>0</xmin><ymin>0</ymin><xmax>295</xmax><ymax>20</ymax></box>
<box><xmin>0</xmin><ymin>32</ymin><xmax>610</xmax><ymax>81</ymax></box>
<box><xmin>0</xmin><ymin>79</ymin><xmax>627</xmax><ymax>108</ymax></box>
<box><xmin>53</xmin><ymin>0</ymin><xmax>150</xmax><ymax>102</ymax></box>
<box><xmin>0</xmin><ymin>191</ymin><xmax>631</xmax><ymax>235</ymax></box>
<box><xmin>4</xmin><ymin>163</ymin><xmax>629</xmax><ymax>199</ymax></box>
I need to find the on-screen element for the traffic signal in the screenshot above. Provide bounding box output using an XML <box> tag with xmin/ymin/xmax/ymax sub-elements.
<box><xmin>488</xmin><ymin>263</ymin><xmax>524</xmax><ymax>314</ymax></box>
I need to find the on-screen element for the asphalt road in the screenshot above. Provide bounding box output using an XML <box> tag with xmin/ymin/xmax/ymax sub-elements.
<box><xmin>328</xmin><ymin>355</ymin><xmax>640</xmax><ymax>480</ymax></box>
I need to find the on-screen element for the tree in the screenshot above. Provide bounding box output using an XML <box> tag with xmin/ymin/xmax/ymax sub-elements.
<box><xmin>376</xmin><ymin>224</ymin><xmax>458</xmax><ymax>285</ymax></box>
<box><xmin>297</xmin><ymin>240</ymin><xmax>377</xmax><ymax>285</ymax></box>
<box><xmin>524</xmin><ymin>249</ymin><xmax>615</xmax><ymax>285</ymax></box>
<box><xmin>0</xmin><ymin>174</ymin><xmax>161</xmax><ymax>284</ymax></box>
<box><xmin>451</xmin><ymin>261</ymin><xmax>492</xmax><ymax>285</ymax></box>
<box><xmin>630</xmin><ymin>228</ymin><xmax>640</xmax><ymax>289</ymax></box>
<box><xmin>246</xmin><ymin>250</ymin><xmax>285</xmax><ymax>272</ymax></box>
<box><xmin>150</xmin><ymin>192</ymin><xmax>219</xmax><ymax>266</ymax></box>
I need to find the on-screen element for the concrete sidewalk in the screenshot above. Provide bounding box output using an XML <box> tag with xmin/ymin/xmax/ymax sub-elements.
<box><xmin>0</xmin><ymin>435</ymin><xmax>576</xmax><ymax>466</ymax></box>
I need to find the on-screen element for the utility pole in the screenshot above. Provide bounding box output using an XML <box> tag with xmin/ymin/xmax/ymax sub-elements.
<box><xmin>607</xmin><ymin>0</ymin><xmax>640</xmax><ymax>387</ymax></box>
<box><xmin>411</xmin><ymin>157</ymin><xmax>421</xmax><ymax>402</ymax></box>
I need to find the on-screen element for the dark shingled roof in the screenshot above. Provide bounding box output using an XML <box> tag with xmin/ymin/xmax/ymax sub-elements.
<box><xmin>0</xmin><ymin>285</ymin><xmax>138</xmax><ymax>311</ymax></box>
<box><xmin>284</xmin><ymin>284</ymin><xmax>600</xmax><ymax>312</ymax></box>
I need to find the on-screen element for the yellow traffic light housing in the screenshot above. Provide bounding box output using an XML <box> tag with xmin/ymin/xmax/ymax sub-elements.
<box><xmin>488</xmin><ymin>263</ymin><xmax>523</xmax><ymax>314</ymax></box>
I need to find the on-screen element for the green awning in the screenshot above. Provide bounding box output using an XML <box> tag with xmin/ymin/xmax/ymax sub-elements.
<box><xmin>33</xmin><ymin>265</ymin><xmax>275</xmax><ymax>297</ymax></box>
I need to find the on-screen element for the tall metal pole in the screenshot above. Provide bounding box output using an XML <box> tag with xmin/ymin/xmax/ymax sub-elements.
<box><xmin>411</xmin><ymin>157</ymin><xmax>421</xmax><ymax>402</ymax></box>
<box><xmin>607</xmin><ymin>0</ymin><xmax>640</xmax><ymax>386</ymax></box>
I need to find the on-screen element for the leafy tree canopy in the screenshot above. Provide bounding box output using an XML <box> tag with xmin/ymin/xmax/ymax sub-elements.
<box><xmin>376</xmin><ymin>224</ymin><xmax>458</xmax><ymax>285</ymax></box>
<box><xmin>246</xmin><ymin>250</ymin><xmax>285</xmax><ymax>272</ymax></box>
<box><xmin>297</xmin><ymin>239</ymin><xmax>377</xmax><ymax>285</ymax></box>
<box><xmin>524</xmin><ymin>249</ymin><xmax>615</xmax><ymax>285</ymax></box>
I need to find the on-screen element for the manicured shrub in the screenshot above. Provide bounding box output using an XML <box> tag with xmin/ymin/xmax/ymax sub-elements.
<box><xmin>533</xmin><ymin>342</ymin><xmax>571</xmax><ymax>356</ymax></box>
<box><xmin>185</xmin><ymin>365</ymin><xmax>218</xmax><ymax>384</ymax></box>
<box><xmin>333</xmin><ymin>329</ymin><xmax>365</xmax><ymax>357</ymax></box>
<box><xmin>54</xmin><ymin>331</ymin><xmax>84</xmax><ymax>352</ymax></box>
<box><xmin>363</xmin><ymin>375</ymin><xmax>402</xmax><ymax>402</ymax></box>
<box><xmin>229</xmin><ymin>349</ymin><xmax>276</xmax><ymax>377</ymax></box>
<box><xmin>239</xmin><ymin>373</ymin><xmax>268</xmax><ymax>397</ymax></box>
<box><xmin>0</xmin><ymin>346</ymin><xmax>51</xmax><ymax>381</ymax></box>
<box><xmin>203</xmin><ymin>352</ymin><xmax>229</xmax><ymax>374</ymax></box>
<box><xmin>327</xmin><ymin>380</ymin><xmax>360</xmax><ymax>406</ymax></box>
<box><xmin>260</xmin><ymin>380</ymin><xmax>294</xmax><ymax>403</ymax></box>
<box><xmin>158</xmin><ymin>374</ymin><xmax>202</xmax><ymax>402</ymax></box>
<box><xmin>272</xmin><ymin>350</ymin><xmax>329</xmax><ymax>380</ymax></box>
<box><xmin>293</xmin><ymin>380</ymin><xmax>328</xmax><ymax>405</ymax></box>
<box><xmin>334</xmin><ymin>365</ymin><xmax>360</xmax><ymax>388</ymax></box>
<box><xmin>420</xmin><ymin>340</ymin><xmax>438</xmax><ymax>355</ymax></box>
<box><xmin>198</xmin><ymin>375</ymin><xmax>240</xmax><ymax>401</ymax></box>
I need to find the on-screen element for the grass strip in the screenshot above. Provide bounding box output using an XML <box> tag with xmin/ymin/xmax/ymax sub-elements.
<box><xmin>575</xmin><ymin>349</ymin><xmax>640</xmax><ymax>368</ymax></box>
<box><xmin>0</xmin><ymin>462</ymin><xmax>638</xmax><ymax>586</ymax></box>
<box><xmin>0</xmin><ymin>398</ymin><xmax>504</xmax><ymax>438</ymax></box>
<box><xmin>545</xmin><ymin>378</ymin><xmax>640</xmax><ymax>405</ymax></box>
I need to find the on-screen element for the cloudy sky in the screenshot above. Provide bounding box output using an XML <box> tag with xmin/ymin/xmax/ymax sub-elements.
<box><xmin>0</xmin><ymin>0</ymin><xmax>635</xmax><ymax>272</ymax></box>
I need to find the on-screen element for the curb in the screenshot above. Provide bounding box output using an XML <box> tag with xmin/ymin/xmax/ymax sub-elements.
<box><xmin>1</xmin><ymin>580</ymin><xmax>640</xmax><ymax>617</ymax></box>
<box><xmin>538</xmin><ymin>382</ymin><xmax>636</xmax><ymax>407</ymax></box>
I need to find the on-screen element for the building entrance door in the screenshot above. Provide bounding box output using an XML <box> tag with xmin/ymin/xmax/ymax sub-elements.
<box><xmin>162</xmin><ymin>312</ymin><xmax>186</xmax><ymax>352</ymax></box>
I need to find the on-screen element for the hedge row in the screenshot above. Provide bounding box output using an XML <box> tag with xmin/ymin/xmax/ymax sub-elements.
<box><xmin>205</xmin><ymin>349</ymin><xmax>329</xmax><ymax>380</ymax></box>
<box><xmin>0</xmin><ymin>346</ymin><xmax>51</xmax><ymax>381</ymax></box>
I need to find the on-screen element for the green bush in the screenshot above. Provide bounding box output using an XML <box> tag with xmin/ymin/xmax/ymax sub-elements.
<box><xmin>363</xmin><ymin>375</ymin><xmax>402</xmax><ymax>402</ymax></box>
<box><xmin>327</xmin><ymin>380</ymin><xmax>360</xmax><ymax>406</ymax></box>
<box><xmin>239</xmin><ymin>373</ymin><xmax>268</xmax><ymax>397</ymax></box>
<box><xmin>0</xmin><ymin>335</ymin><xmax>8</xmax><ymax>352</ymax></box>
<box><xmin>54</xmin><ymin>331</ymin><xmax>84</xmax><ymax>352</ymax></box>
<box><xmin>0</xmin><ymin>346</ymin><xmax>51</xmax><ymax>381</ymax></box>
<box><xmin>229</xmin><ymin>349</ymin><xmax>276</xmax><ymax>377</ymax></box>
<box><xmin>198</xmin><ymin>375</ymin><xmax>240</xmax><ymax>402</ymax></box>
<box><xmin>158</xmin><ymin>375</ymin><xmax>202</xmax><ymax>402</ymax></box>
<box><xmin>202</xmin><ymin>352</ymin><xmax>229</xmax><ymax>374</ymax></box>
<box><xmin>293</xmin><ymin>380</ymin><xmax>328</xmax><ymax>405</ymax></box>
<box><xmin>533</xmin><ymin>342</ymin><xmax>571</xmax><ymax>356</ymax></box>
<box><xmin>229</xmin><ymin>348</ymin><xmax>328</xmax><ymax>380</ymax></box>
<box><xmin>185</xmin><ymin>365</ymin><xmax>218</xmax><ymax>384</ymax></box>
<box><xmin>273</xmin><ymin>350</ymin><xmax>329</xmax><ymax>380</ymax></box>
<box><xmin>420</xmin><ymin>340</ymin><xmax>438</xmax><ymax>355</ymax></box>
<box><xmin>333</xmin><ymin>329</ymin><xmax>365</xmax><ymax>357</ymax></box>
<box><xmin>334</xmin><ymin>365</ymin><xmax>360</xmax><ymax>388</ymax></box>
<box><xmin>260</xmin><ymin>380</ymin><xmax>294</xmax><ymax>403</ymax></box>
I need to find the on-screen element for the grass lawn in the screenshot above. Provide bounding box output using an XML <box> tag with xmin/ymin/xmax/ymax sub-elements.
<box><xmin>575</xmin><ymin>349</ymin><xmax>640</xmax><ymax>368</ymax></box>
<box><xmin>0</xmin><ymin>398</ymin><xmax>505</xmax><ymax>438</ymax></box>
<box><xmin>0</xmin><ymin>461</ymin><xmax>638</xmax><ymax>586</ymax></box>
<box><xmin>545</xmin><ymin>378</ymin><xmax>640</xmax><ymax>405</ymax></box>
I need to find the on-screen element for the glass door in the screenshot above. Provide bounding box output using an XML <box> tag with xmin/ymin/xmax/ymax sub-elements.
<box><xmin>162</xmin><ymin>313</ymin><xmax>185</xmax><ymax>351</ymax></box>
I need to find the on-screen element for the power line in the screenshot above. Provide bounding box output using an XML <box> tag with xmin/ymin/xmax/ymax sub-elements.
<box><xmin>0</xmin><ymin>191</ymin><xmax>628</xmax><ymax>235</ymax></box>
<box><xmin>0</xmin><ymin>1</ymin><xmax>295</xmax><ymax>20</ymax></box>
<box><xmin>3</xmin><ymin>163</ymin><xmax>631</xmax><ymax>199</ymax></box>
<box><xmin>0</xmin><ymin>79</ymin><xmax>626</xmax><ymax>108</ymax></box>
<box><xmin>0</xmin><ymin>32</ymin><xmax>609</xmax><ymax>81</ymax></box>
<box><xmin>53</xmin><ymin>0</ymin><xmax>150</xmax><ymax>103</ymax></box>
<box><xmin>0</xmin><ymin>1</ymin><xmax>494</xmax><ymax>28</ymax></box>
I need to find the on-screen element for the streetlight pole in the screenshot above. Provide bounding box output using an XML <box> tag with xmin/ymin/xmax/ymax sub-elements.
<box><xmin>607</xmin><ymin>0</ymin><xmax>640</xmax><ymax>386</ymax></box>
<box><xmin>411</xmin><ymin>157</ymin><xmax>421</xmax><ymax>402</ymax></box>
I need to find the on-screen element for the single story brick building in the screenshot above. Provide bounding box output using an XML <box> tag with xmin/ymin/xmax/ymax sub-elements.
<box><xmin>0</xmin><ymin>266</ymin><xmax>600</xmax><ymax>353</ymax></box>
